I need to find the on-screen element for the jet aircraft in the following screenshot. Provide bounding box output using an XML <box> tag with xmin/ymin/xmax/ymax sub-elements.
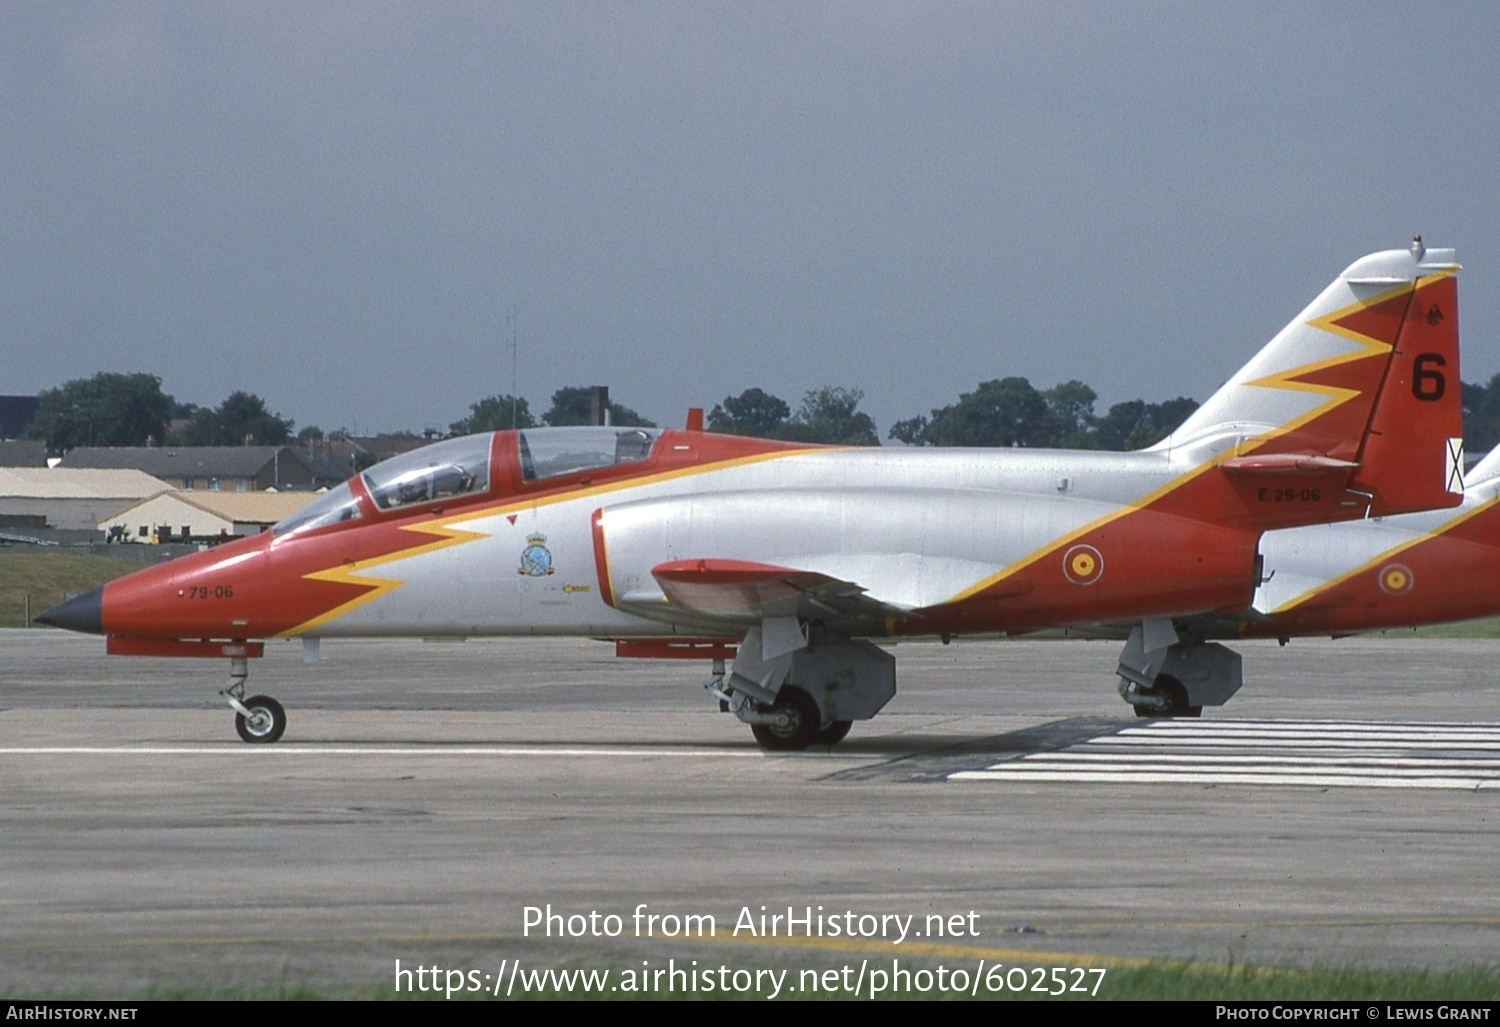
<box><xmin>40</xmin><ymin>241</ymin><xmax>1464</xmax><ymax>749</ymax></box>
<box><xmin>1250</xmin><ymin>443</ymin><xmax>1500</xmax><ymax>639</ymax></box>
<box><xmin>1070</xmin><ymin>443</ymin><xmax>1500</xmax><ymax>717</ymax></box>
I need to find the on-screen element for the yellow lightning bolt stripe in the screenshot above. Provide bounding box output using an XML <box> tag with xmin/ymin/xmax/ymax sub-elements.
<box><xmin>282</xmin><ymin>446</ymin><xmax>839</xmax><ymax>635</ymax></box>
<box><xmin>282</xmin><ymin>519</ymin><xmax>493</xmax><ymax>635</ymax></box>
<box><xmin>1307</xmin><ymin>266</ymin><xmax>1457</xmax><ymax>349</ymax></box>
<box><xmin>942</xmin><ymin>281</ymin><xmax>1423</xmax><ymax>606</ymax></box>
<box><xmin>1230</xmin><ymin>272</ymin><xmax>1460</xmax><ymax>448</ymax></box>
<box><xmin>1265</xmin><ymin>490</ymin><xmax>1500</xmax><ymax>616</ymax></box>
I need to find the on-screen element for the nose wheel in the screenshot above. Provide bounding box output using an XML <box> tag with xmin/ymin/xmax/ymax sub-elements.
<box><xmin>234</xmin><ymin>695</ymin><xmax>287</xmax><ymax>743</ymax></box>
<box><xmin>222</xmin><ymin>656</ymin><xmax>288</xmax><ymax>744</ymax></box>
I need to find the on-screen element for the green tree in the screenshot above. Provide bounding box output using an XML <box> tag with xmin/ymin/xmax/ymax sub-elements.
<box><xmin>889</xmin><ymin>377</ymin><xmax>1051</xmax><ymax>447</ymax></box>
<box><xmin>935</xmin><ymin>377</ymin><xmax>1048</xmax><ymax>447</ymax></box>
<box><xmin>450</xmin><ymin>394</ymin><xmax>537</xmax><ymax>435</ymax></box>
<box><xmin>1462</xmin><ymin>374</ymin><xmax>1500</xmax><ymax>456</ymax></box>
<box><xmin>888</xmin><ymin>414</ymin><xmax>929</xmax><ymax>446</ymax></box>
<box><xmin>182</xmin><ymin>391</ymin><xmax>295</xmax><ymax>446</ymax></box>
<box><xmin>1041</xmin><ymin>380</ymin><xmax>1099</xmax><ymax>448</ymax></box>
<box><xmin>778</xmin><ymin>386</ymin><xmax>879</xmax><ymax>445</ymax></box>
<box><xmin>707</xmin><ymin>388</ymin><xmax>791</xmax><ymax>438</ymax></box>
<box><xmin>542</xmin><ymin>387</ymin><xmax>655</xmax><ymax>427</ymax></box>
<box><xmin>25</xmin><ymin>372</ymin><xmax>175</xmax><ymax>450</ymax></box>
<box><xmin>1093</xmin><ymin>396</ymin><xmax>1198</xmax><ymax>450</ymax></box>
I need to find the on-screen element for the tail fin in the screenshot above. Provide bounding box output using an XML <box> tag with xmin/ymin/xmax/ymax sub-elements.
<box><xmin>1342</xmin><ymin>250</ymin><xmax>1463</xmax><ymax>512</ymax></box>
<box><xmin>1159</xmin><ymin>238</ymin><xmax>1462</xmax><ymax>518</ymax></box>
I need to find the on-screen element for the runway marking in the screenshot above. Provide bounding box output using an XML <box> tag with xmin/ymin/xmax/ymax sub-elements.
<box><xmin>950</xmin><ymin>719</ymin><xmax>1500</xmax><ymax>790</ymax></box>
<box><xmin>0</xmin><ymin>745</ymin><xmax>777</xmax><ymax>759</ymax></box>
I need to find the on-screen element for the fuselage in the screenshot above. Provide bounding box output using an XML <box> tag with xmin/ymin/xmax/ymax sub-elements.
<box><xmin>1244</xmin><ymin>449</ymin><xmax>1500</xmax><ymax>639</ymax></box>
<box><xmin>43</xmin><ymin>245</ymin><xmax>1467</xmax><ymax>654</ymax></box>
<box><xmin>67</xmin><ymin>420</ymin><xmax>1404</xmax><ymax>647</ymax></box>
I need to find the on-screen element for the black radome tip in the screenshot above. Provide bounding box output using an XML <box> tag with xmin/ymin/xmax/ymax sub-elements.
<box><xmin>35</xmin><ymin>587</ymin><xmax>104</xmax><ymax>634</ymax></box>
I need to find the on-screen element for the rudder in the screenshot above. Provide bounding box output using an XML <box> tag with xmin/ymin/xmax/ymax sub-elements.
<box><xmin>1342</xmin><ymin>253</ymin><xmax>1463</xmax><ymax>514</ymax></box>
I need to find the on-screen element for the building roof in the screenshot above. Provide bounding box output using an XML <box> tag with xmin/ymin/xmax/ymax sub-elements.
<box><xmin>60</xmin><ymin>446</ymin><xmax>287</xmax><ymax>477</ymax></box>
<box><xmin>0</xmin><ymin>467</ymin><xmax>174</xmax><ymax>500</ymax></box>
<box><xmin>57</xmin><ymin>445</ymin><xmax>346</xmax><ymax>486</ymax></box>
<box><xmin>0</xmin><ymin>440</ymin><xmax>47</xmax><ymax>467</ymax></box>
<box><xmin>155</xmin><ymin>490</ymin><xmax>317</xmax><ymax>523</ymax></box>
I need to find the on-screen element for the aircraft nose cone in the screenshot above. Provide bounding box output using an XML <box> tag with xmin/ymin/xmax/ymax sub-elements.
<box><xmin>35</xmin><ymin>587</ymin><xmax>104</xmax><ymax>635</ymax></box>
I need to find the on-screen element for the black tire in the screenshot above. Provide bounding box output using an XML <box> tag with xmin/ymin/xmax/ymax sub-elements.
<box><xmin>812</xmin><ymin>720</ymin><xmax>853</xmax><ymax>745</ymax></box>
<box><xmin>235</xmin><ymin>695</ymin><xmax>287</xmax><ymax>744</ymax></box>
<box><xmin>1132</xmin><ymin>675</ymin><xmax>1203</xmax><ymax>718</ymax></box>
<box><xmin>750</xmin><ymin>686</ymin><xmax>820</xmax><ymax>752</ymax></box>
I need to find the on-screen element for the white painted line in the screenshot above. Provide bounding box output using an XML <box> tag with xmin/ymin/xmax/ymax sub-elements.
<box><xmin>951</xmin><ymin>719</ymin><xmax>1500</xmax><ymax>790</ymax></box>
<box><xmin>951</xmin><ymin>769</ymin><xmax>1491</xmax><ymax>789</ymax></box>
<box><xmin>1018</xmin><ymin>751</ymin><xmax>1500</xmax><ymax>769</ymax></box>
<box><xmin>0</xmin><ymin>745</ymin><xmax>774</xmax><ymax>758</ymax></box>
<box><xmin>972</xmin><ymin>761</ymin><xmax>1498</xmax><ymax>782</ymax></box>
<box><xmin>1097</xmin><ymin>735</ymin><xmax>1500</xmax><ymax>750</ymax></box>
<box><xmin>1126</xmin><ymin>718</ymin><xmax>1500</xmax><ymax>734</ymax></box>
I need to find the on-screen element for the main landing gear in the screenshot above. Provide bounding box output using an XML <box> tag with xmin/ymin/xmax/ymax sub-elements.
<box><xmin>222</xmin><ymin>656</ymin><xmax>287</xmax><ymax>744</ymax></box>
<box><xmin>1124</xmin><ymin>674</ymin><xmax>1202</xmax><ymax>718</ymax></box>
<box><xmin>741</xmin><ymin>685</ymin><xmax>853</xmax><ymax>751</ymax></box>
<box><xmin>1116</xmin><ymin>620</ymin><xmax>1241</xmax><ymax>719</ymax></box>
<box><xmin>708</xmin><ymin>665</ymin><xmax>838</xmax><ymax>752</ymax></box>
<box><xmin>705</xmin><ymin>634</ymin><xmax>892</xmax><ymax>752</ymax></box>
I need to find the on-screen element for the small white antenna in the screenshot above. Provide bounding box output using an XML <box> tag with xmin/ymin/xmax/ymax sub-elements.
<box><xmin>507</xmin><ymin>305</ymin><xmax>519</xmax><ymax>428</ymax></box>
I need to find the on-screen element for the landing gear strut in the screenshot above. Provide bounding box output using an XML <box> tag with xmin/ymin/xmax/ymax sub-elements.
<box><xmin>222</xmin><ymin>656</ymin><xmax>287</xmax><ymax>744</ymax></box>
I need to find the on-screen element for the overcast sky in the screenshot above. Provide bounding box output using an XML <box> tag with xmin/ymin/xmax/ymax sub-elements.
<box><xmin>4</xmin><ymin>2</ymin><xmax>1498</xmax><ymax>439</ymax></box>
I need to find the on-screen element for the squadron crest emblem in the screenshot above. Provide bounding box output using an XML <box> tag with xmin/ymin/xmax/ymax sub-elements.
<box><xmin>519</xmin><ymin>533</ymin><xmax>555</xmax><ymax>576</ymax></box>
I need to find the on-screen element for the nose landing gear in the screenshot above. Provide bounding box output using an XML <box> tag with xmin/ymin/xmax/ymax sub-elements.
<box><xmin>222</xmin><ymin>656</ymin><xmax>287</xmax><ymax>744</ymax></box>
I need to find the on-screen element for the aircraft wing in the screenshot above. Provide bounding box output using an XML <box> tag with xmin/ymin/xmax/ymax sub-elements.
<box><xmin>648</xmin><ymin>558</ymin><xmax>907</xmax><ymax>626</ymax></box>
<box><xmin>610</xmin><ymin>556</ymin><xmax>946</xmax><ymax>634</ymax></box>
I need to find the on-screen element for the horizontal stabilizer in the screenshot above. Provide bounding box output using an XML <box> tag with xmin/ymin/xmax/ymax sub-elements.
<box><xmin>1219</xmin><ymin>454</ymin><xmax>1359</xmax><ymax>475</ymax></box>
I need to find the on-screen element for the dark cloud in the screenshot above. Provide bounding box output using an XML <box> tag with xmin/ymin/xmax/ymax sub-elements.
<box><xmin>4</xmin><ymin>2</ymin><xmax>1497</xmax><ymax>437</ymax></box>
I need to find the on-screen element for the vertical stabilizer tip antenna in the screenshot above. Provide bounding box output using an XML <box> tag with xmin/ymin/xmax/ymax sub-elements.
<box><xmin>1411</xmin><ymin>235</ymin><xmax>1425</xmax><ymax>261</ymax></box>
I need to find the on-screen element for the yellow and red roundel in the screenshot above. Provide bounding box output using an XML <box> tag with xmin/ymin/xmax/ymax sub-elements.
<box><xmin>1378</xmin><ymin>563</ymin><xmax>1414</xmax><ymax>596</ymax></box>
<box><xmin>1063</xmin><ymin>544</ymin><xmax>1104</xmax><ymax>586</ymax></box>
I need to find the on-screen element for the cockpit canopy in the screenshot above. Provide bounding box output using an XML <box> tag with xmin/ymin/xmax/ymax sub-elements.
<box><xmin>270</xmin><ymin>480</ymin><xmax>361</xmax><ymax>537</ymax></box>
<box><xmin>272</xmin><ymin>427</ymin><xmax>662</xmax><ymax>537</ymax></box>
<box><xmin>363</xmin><ymin>433</ymin><xmax>491</xmax><ymax>511</ymax></box>
<box><xmin>517</xmin><ymin>427</ymin><xmax>658</xmax><ymax>481</ymax></box>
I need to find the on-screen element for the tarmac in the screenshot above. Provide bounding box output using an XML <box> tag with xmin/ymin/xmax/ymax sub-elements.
<box><xmin>3</xmin><ymin>628</ymin><xmax>1499</xmax><ymax>996</ymax></box>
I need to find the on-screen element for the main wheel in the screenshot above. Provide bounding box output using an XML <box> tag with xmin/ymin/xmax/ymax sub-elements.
<box><xmin>812</xmin><ymin>720</ymin><xmax>853</xmax><ymax>745</ymax></box>
<box><xmin>750</xmin><ymin>686</ymin><xmax>821</xmax><ymax>752</ymax></box>
<box><xmin>1132</xmin><ymin>675</ymin><xmax>1202</xmax><ymax>718</ymax></box>
<box><xmin>235</xmin><ymin>695</ymin><xmax>287</xmax><ymax>744</ymax></box>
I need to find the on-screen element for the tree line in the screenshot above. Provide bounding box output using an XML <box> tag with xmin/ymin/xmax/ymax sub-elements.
<box><xmin>25</xmin><ymin>369</ymin><xmax>1500</xmax><ymax>455</ymax></box>
<box><xmin>24</xmin><ymin>374</ymin><xmax>297</xmax><ymax>451</ymax></box>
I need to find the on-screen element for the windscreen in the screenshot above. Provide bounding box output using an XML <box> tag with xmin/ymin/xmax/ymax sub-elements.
<box><xmin>361</xmin><ymin>434</ymin><xmax>492</xmax><ymax>511</ymax></box>
<box><xmin>272</xmin><ymin>481</ymin><xmax>362</xmax><ymax>537</ymax></box>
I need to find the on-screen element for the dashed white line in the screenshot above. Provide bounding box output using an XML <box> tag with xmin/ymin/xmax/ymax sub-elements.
<box><xmin>951</xmin><ymin>720</ymin><xmax>1500</xmax><ymax>790</ymax></box>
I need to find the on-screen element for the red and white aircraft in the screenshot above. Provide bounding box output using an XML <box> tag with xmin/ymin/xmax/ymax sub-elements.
<box><xmin>1251</xmin><ymin>443</ymin><xmax>1500</xmax><ymax>638</ymax></box>
<box><xmin>1089</xmin><ymin>442</ymin><xmax>1500</xmax><ymax>713</ymax></box>
<box><xmin>40</xmin><ymin>240</ymin><xmax>1464</xmax><ymax>748</ymax></box>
